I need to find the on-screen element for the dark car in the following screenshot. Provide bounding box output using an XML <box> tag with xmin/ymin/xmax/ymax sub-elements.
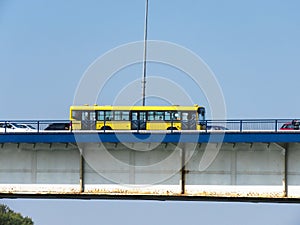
<box><xmin>45</xmin><ymin>123</ymin><xmax>70</xmax><ymax>130</ymax></box>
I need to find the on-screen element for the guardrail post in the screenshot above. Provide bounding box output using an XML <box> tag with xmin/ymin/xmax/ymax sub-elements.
<box><xmin>240</xmin><ymin>120</ymin><xmax>243</xmax><ymax>132</ymax></box>
<box><xmin>104</xmin><ymin>116</ymin><xmax>106</xmax><ymax>133</ymax></box>
<box><xmin>37</xmin><ymin>121</ymin><xmax>40</xmax><ymax>133</ymax></box>
<box><xmin>171</xmin><ymin>115</ymin><xmax>173</xmax><ymax>134</ymax></box>
<box><xmin>275</xmin><ymin>119</ymin><xmax>278</xmax><ymax>132</ymax></box>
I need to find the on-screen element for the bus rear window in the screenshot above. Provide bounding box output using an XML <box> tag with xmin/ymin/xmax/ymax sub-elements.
<box><xmin>72</xmin><ymin>111</ymin><xmax>82</xmax><ymax>120</ymax></box>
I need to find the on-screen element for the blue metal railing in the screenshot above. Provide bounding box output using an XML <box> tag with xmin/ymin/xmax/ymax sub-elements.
<box><xmin>203</xmin><ymin>119</ymin><xmax>297</xmax><ymax>132</ymax></box>
<box><xmin>0</xmin><ymin>119</ymin><xmax>299</xmax><ymax>133</ymax></box>
<box><xmin>0</xmin><ymin>120</ymin><xmax>71</xmax><ymax>133</ymax></box>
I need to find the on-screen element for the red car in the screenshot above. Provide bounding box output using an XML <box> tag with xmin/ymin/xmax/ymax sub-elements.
<box><xmin>280</xmin><ymin>120</ymin><xmax>300</xmax><ymax>130</ymax></box>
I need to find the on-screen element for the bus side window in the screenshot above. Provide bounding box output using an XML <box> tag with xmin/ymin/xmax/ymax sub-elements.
<box><xmin>105</xmin><ymin>111</ymin><xmax>112</xmax><ymax>121</ymax></box>
<box><xmin>190</xmin><ymin>112</ymin><xmax>196</xmax><ymax>120</ymax></box>
<box><xmin>148</xmin><ymin>112</ymin><xmax>154</xmax><ymax>121</ymax></box>
<box><xmin>172</xmin><ymin>112</ymin><xmax>180</xmax><ymax>120</ymax></box>
<box><xmin>182</xmin><ymin>112</ymin><xmax>188</xmax><ymax>121</ymax></box>
<box><xmin>165</xmin><ymin>112</ymin><xmax>171</xmax><ymax>121</ymax></box>
<box><xmin>82</xmin><ymin>112</ymin><xmax>89</xmax><ymax>120</ymax></box>
<box><xmin>90</xmin><ymin>111</ymin><xmax>96</xmax><ymax>121</ymax></box>
<box><xmin>122</xmin><ymin>111</ymin><xmax>129</xmax><ymax>120</ymax></box>
<box><xmin>114</xmin><ymin>111</ymin><xmax>121</xmax><ymax>120</ymax></box>
<box><xmin>155</xmin><ymin>112</ymin><xmax>164</xmax><ymax>120</ymax></box>
<box><xmin>97</xmin><ymin>111</ymin><xmax>105</xmax><ymax>121</ymax></box>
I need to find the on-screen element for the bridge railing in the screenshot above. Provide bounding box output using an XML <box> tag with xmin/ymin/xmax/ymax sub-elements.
<box><xmin>0</xmin><ymin>119</ymin><xmax>298</xmax><ymax>133</ymax></box>
<box><xmin>204</xmin><ymin>119</ymin><xmax>297</xmax><ymax>132</ymax></box>
<box><xmin>0</xmin><ymin>120</ymin><xmax>71</xmax><ymax>133</ymax></box>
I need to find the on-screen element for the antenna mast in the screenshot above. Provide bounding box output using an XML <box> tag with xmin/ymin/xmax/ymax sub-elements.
<box><xmin>142</xmin><ymin>0</ymin><xmax>149</xmax><ymax>106</ymax></box>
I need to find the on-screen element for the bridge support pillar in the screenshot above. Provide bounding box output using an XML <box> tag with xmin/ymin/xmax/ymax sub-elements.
<box><xmin>180</xmin><ymin>146</ymin><xmax>185</xmax><ymax>194</ymax></box>
<box><xmin>79</xmin><ymin>152</ymin><xmax>84</xmax><ymax>193</ymax></box>
<box><xmin>284</xmin><ymin>144</ymin><xmax>288</xmax><ymax>197</ymax></box>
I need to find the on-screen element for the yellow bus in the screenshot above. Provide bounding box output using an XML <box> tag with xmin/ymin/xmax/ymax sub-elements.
<box><xmin>70</xmin><ymin>104</ymin><xmax>206</xmax><ymax>130</ymax></box>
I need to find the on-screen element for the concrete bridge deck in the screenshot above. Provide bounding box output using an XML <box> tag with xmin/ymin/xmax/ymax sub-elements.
<box><xmin>1</xmin><ymin>131</ymin><xmax>300</xmax><ymax>202</ymax></box>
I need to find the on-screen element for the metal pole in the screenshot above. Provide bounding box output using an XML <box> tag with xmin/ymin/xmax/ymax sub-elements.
<box><xmin>142</xmin><ymin>0</ymin><xmax>149</xmax><ymax>106</ymax></box>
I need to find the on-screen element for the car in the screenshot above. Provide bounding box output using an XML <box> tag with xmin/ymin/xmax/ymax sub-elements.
<box><xmin>280</xmin><ymin>120</ymin><xmax>300</xmax><ymax>130</ymax></box>
<box><xmin>44</xmin><ymin>123</ymin><xmax>70</xmax><ymax>130</ymax></box>
<box><xmin>17</xmin><ymin>124</ymin><xmax>37</xmax><ymax>130</ymax></box>
<box><xmin>0</xmin><ymin>122</ymin><xmax>35</xmax><ymax>132</ymax></box>
<box><xmin>206</xmin><ymin>125</ymin><xmax>229</xmax><ymax>130</ymax></box>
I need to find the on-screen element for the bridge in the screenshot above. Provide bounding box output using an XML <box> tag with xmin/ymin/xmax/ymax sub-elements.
<box><xmin>1</xmin><ymin>119</ymin><xmax>300</xmax><ymax>203</ymax></box>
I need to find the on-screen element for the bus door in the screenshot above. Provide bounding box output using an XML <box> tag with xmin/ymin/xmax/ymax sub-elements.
<box><xmin>81</xmin><ymin>111</ymin><xmax>96</xmax><ymax>130</ymax></box>
<box><xmin>131</xmin><ymin>111</ymin><xmax>146</xmax><ymax>130</ymax></box>
<box><xmin>181</xmin><ymin>112</ymin><xmax>196</xmax><ymax>130</ymax></box>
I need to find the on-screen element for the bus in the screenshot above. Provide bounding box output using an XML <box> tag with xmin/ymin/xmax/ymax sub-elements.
<box><xmin>70</xmin><ymin>104</ymin><xmax>206</xmax><ymax>131</ymax></box>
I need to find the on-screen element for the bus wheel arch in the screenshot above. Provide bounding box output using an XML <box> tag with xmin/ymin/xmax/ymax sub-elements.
<box><xmin>100</xmin><ymin>126</ymin><xmax>112</xmax><ymax>130</ymax></box>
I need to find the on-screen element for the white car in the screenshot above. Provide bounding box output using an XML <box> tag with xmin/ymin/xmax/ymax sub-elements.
<box><xmin>0</xmin><ymin>122</ymin><xmax>36</xmax><ymax>132</ymax></box>
<box><xmin>16</xmin><ymin>124</ymin><xmax>37</xmax><ymax>130</ymax></box>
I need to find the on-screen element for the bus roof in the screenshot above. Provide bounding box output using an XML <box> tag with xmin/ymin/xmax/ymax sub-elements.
<box><xmin>70</xmin><ymin>105</ymin><xmax>203</xmax><ymax>111</ymax></box>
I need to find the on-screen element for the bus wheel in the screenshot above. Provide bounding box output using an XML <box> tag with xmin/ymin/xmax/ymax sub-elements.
<box><xmin>101</xmin><ymin>126</ymin><xmax>112</xmax><ymax>130</ymax></box>
<box><xmin>167</xmin><ymin>127</ymin><xmax>178</xmax><ymax>130</ymax></box>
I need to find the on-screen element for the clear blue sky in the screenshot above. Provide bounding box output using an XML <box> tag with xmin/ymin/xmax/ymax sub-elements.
<box><xmin>1</xmin><ymin>0</ymin><xmax>300</xmax><ymax>224</ymax></box>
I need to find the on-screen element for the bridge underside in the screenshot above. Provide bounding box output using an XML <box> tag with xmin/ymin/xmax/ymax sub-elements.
<box><xmin>1</xmin><ymin>136</ymin><xmax>300</xmax><ymax>202</ymax></box>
